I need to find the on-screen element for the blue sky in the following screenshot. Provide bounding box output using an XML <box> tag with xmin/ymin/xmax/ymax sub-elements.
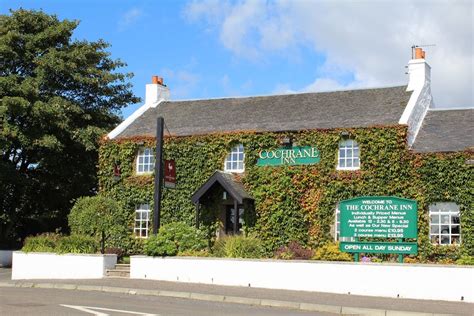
<box><xmin>2</xmin><ymin>0</ymin><xmax>473</xmax><ymax>119</ymax></box>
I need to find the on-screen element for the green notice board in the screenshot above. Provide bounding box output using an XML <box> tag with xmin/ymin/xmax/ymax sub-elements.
<box><xmin>340</xmin><ymin>196</ymin><xmax>417</xmax><ymax>239</ymax></box>
<box><xmin>340</xmin><ymin>242</ymin><xmax>418</xmax><ymax>255</ymax></box>
<box><xmin>256</xmin><ymin>146</ymin><xmax>320</xmax><ymax>166</ymax></box>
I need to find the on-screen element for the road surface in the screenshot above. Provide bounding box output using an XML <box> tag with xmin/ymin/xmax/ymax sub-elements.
<box><xmin>0</xmin><ymin>287</ymin><xmax>330</xmax><ymax>316</ymax></box>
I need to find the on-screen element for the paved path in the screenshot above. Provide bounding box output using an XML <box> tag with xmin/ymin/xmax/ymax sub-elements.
<box><xmin>1</xmin><ymin>268</ymin><xmax>472</xmax><ymax>315</ymax></box>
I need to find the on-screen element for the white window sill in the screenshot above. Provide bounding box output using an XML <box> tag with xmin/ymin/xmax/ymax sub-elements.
<box><xmin>336</xmin><ymin>167</ymin><xmax>360</xmax><ymax>171</ymax></box>
<box><xmin>223</xmin><ymin>169</ymin><xmax>245</xmax><ymax>174</ymax></box>
<box><xmin>430</xmin><ymin>242</ymin><xmax>461</xmax><ymax>246</ymax></box>
<box><xmin>136</xmin><ymin>172</ymin><xmax>154</xmax><ymax>175</ymax></box>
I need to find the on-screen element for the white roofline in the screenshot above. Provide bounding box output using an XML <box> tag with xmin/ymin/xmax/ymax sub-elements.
<box><xmin>107</xmin><ymin>99</ymin><xmax>164</xmax><ymax>139</ymax></box>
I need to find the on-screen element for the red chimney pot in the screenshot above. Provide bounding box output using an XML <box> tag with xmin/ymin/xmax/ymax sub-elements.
<box><xmin>152</xmin><ymin>76</ymin><xmax>164</xmax><ymax>85</ymax></box>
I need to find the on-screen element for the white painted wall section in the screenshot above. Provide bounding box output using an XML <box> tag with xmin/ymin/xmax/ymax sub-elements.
<box><xmin>131</xmin><ymin>256</ymin><xmax>474</xmax><ymax>302</ymax></box>
<box><xmin>12</xmin><ymin>252</ymin><xmax>117</xmax><ymax>279</ymax></box>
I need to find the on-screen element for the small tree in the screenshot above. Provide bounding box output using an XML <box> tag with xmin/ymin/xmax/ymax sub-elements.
<box><xmin>69</xmin><ymin>196</ymin><xmax>128</xmax><ymax>254</ymax></box>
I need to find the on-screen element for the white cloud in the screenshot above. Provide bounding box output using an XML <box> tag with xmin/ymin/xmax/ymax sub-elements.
<box><xmin>184</xmin><ymin>0</ymin><xmax>473</xmax><ymax>108</ymax></box>
<box><xmin>273</xmin><ymin>79</ymin><xmax>362</xmax><ymax>96</ymax></box>
<box><xmin>184</xmin><ymin>0</ymin><xmax>231</xmax><ymax>24</ymax></box>
<box><xmin>218</xmin><ymin>74</ymin><xmax>254</xmax><ymax>96</ymax></box>
<box><xmin>162</xmin><ymin>69</ymin><xmax>200</xmax><ymax>99</ymax></box>
<box><xmin>118</xmin><ymin>8</ymin><xmax>143</xmax><ymax>30</ymax></box>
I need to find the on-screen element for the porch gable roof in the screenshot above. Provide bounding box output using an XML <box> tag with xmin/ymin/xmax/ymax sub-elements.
<box><xmin>191</xmin><ymin>171</ymin><xmax>253</xmax><ymax>204</ymax></box>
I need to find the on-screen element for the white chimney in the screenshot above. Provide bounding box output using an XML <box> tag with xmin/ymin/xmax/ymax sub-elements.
<box><xmin>407</xmin><ymin>48</ymin><xmax>431</xmax><ymax>91</ymax></box>
<box><xmin>146</xmin><ymin>75</ymin><xmax>170</xmax><ymax>105</ymax></box>
<box><xmin>107</xmin><ymin>75</ymin><xmax>170</xmax><ymax>139</ymax></box>
<box><xmin>399</xmin><ymin>47</ymin><xmax>433</xmax><ymax>146</ymax></box>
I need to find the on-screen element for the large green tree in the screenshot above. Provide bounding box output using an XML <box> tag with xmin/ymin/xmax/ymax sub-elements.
<box><xmin>0</xmin><ymin>9</ymin><xmax>139</xmax><ymax>247</ymax></box>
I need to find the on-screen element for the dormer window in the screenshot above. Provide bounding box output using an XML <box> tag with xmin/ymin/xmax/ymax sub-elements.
<box><xmin>337</xmin><ymin>139</ymin><xmax>360</xmax><ymax>170</ymax></box>
<box><xmin>136</xmin><ymin>148</ymin><xmax>155</xmax><ymax>174</ymax></box>
<box><xmin>224</xmin><ymin>144</ymin><xmax>245</xmax><ymax>173</ymax></box>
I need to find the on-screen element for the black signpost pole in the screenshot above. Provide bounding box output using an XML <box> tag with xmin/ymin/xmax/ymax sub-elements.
<box><xmin>354</xmin><ymin>237</ymin><xmax>359</xmax><ymax>262</ymax></box>
<box><xmin>153</xmin><ymin>117</ymin><xmax>164</xmax><ymax>235</ymax></box>
<box><xmin>398</xmin><ymin>238</ymin><xmax>403</xmax><ymax>263</ymax></box>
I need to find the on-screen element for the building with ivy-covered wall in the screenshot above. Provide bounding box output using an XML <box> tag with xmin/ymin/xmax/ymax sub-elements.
<box><xmin>100</xmin><ymin>49</ymin><xmax>473</xmax><ymax>260</ymax></box>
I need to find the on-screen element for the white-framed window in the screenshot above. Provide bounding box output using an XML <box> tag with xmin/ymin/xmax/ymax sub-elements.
<box><xmin>136</xmin><ymin>148</ymin><xmax>155</xmax><ymax>174</ymax></box>
<box><xmin>224</xmin><ymin>144</ymin><xmax>245</xmax><ymax>173</ymax></box>
<box><xmin>134</xmin><ymin>204</ymin><xmax>151</xmax><ymax>238</ymax></box>
<box><xmin>337</xmin><ymin>139</ymin><xmax>360</xmax><ymax>170</ymax></box>
<box><xmin>429</xmin><ymin>202</ymin><xmax>461</xmax><ymax>245</ymax></box>
<box><xmin>335</xmin><ymin>207</ymin><xmax>355</xmax><ymax>242</ymax></box>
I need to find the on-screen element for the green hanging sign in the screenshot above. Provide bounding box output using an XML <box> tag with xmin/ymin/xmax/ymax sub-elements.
<box><xmin>256</xmin><ymin>146</ymin><xmax>320</xmax><ymax>166</ymax></box>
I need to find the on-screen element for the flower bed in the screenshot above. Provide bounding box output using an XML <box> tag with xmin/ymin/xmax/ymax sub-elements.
<box><xmin>131</xmin><ymin>256</ymin><xmax>474</xmax><ymax>302</ymax></box>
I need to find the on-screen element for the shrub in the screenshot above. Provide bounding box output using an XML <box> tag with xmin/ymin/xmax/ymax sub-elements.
<box><xmin>361</xmin><ymin>256</ymin><xmax>382</xmax><ymax>263</ymax></box>
<box><xmin>104</xmin><ymin>247</ymin><xmax>125</xmax><ymax>259</ymax></box>
<box><xmin>21</xmin><ymin>233</ymin><xmax>98</xmax><ymax>254</ymax></box>
<box><xmin>144</xmin><ymin>235</ymin><xmax>178</xmax><ymax>256</ymax></box>
<box><xmin>56</xmin><ymin>235</ymin><xmax>98</xmax><ymax>254</ymax></box>
<box><xmin>69</xmin><ymin>196</ymin><xmax>129</xmax><ymax>253</ymax></box>
<box><xmin>274</xmin><ymin>241</ymin><xmax>313</xmax><ymax>260</ymax></box>
<box><xmin>423</xmin><ymin>244</ymin><xmax>463</xmax><ymax>263</ymax></box>
<box><xmin>126</xmin><ymin>237</ymin><xmax>145</xmax><ymax>255</ymax></box>
<box><xmin>144</xmin><ymin>222</ymin><xmax>207</xmax><ymax>257</ymax></box>
<box><xmin>211</xmin><ymin>237</ymin><xmax>227</xmax><ymax>257</ymax></box>
<box><xmin>403</xmin><ymin>256</ymin><xmax>421</xmax><ymax>264</ymax></box>
<box><xmin>177</xmin><ymin>249</ymin><xmax>210</xmax><ymax>257</ymax></box>
<box><xmin>107</xmin><ymin>235</ymin><xmax>145</xmax><ymax>256</ymax></box>
<box><xmin>312</xmin><ymin>243</ymin><xmax>353</xmax><ymax>262</ymax></box>
<box><xmin>212</xmin><ymin>235</ymin><xmax>265</xmax><ymax>259</ymax></box>
<box><xmin>456</xmin><ymin>255</ymin><xmax>474</xmax><ymax>265</ymax></box>
<box><xmin>225</xmin><ymin>235</ymin><xmax>265</xmax><ymax>258</ymax></box>
<box><xmin>22</xmin><ymin>233</ymin><xmax>60</xmax><ymax>253</ymax></box>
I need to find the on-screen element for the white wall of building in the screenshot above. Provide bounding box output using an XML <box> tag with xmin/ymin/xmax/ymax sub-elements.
<box><xmin>131</xmin><ymin>256</ymin><xmax>474</xmax><ymax>302</ymax></box>
<box><xmin>12</xmin><ymin>252</ymin><xmax>117</xmax><ymax>279</ymax></box>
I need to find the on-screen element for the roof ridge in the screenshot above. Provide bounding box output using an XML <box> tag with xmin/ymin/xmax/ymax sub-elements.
<box><xmin>428</xmin><ymin>107</ymin><xmax>474</xmax><ymax>112</ymax></box>
<box><xmin>163</xmin><ymin>85</ymin><xmax>408</xmax><ymax>103</ymax></box>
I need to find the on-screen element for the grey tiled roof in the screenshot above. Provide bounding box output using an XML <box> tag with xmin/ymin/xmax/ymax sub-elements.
<box><xmin>412</xmin><ymin>109</ymin><xmax>474</xmax><ymax>153</ymax></box>
<box><xmin>219</xmin><ymin>171</ymin><xmax>253</xmax><ymax>201</ymax></box>
<box><xmin>117</xmin><ymin>86</ymin><xmax>411</xmax><ymax>138</ymax></box>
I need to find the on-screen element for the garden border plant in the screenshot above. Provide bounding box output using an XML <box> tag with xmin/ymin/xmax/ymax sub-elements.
<box><xmin>21</xmin><ymin>233</ymin><xmax>99</xmax><ymax>254</ymax></box>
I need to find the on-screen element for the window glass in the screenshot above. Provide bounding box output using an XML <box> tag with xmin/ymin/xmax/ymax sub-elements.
<box><xmin>134</xmin><ymin>204</ymin><xmax>151</xmax><ymax>238</ymax></box>
<box><xmin>429</xmin><ymin>202</ymin><xmax>461</xmax><ymax>245</ymax></box>
<box><xmin>337</xmin><ymin>139</ymin><xmax>360</xmax><ymax>170</ymax></box>
<box><xmin>224</xmin><ymin>144</ymin><xmax>245</xmax><ymax>173</ymax></box>
<box><xmin>136</xmin><ymin>148</ymin><xmax>155</xmax><ymax>174</ymax></box>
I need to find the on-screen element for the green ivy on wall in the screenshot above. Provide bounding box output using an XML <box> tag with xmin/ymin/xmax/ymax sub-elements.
<box><xmin>98</xmin><ymin>126</ymin><xmax>473</xmax><ymax>260</ymax></box>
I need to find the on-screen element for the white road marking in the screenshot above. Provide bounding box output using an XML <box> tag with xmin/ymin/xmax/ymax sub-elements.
<box><xmin>60</xmin><ymin>304</ymin><xmax>159</xmax><ymax>316</ymax></box>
